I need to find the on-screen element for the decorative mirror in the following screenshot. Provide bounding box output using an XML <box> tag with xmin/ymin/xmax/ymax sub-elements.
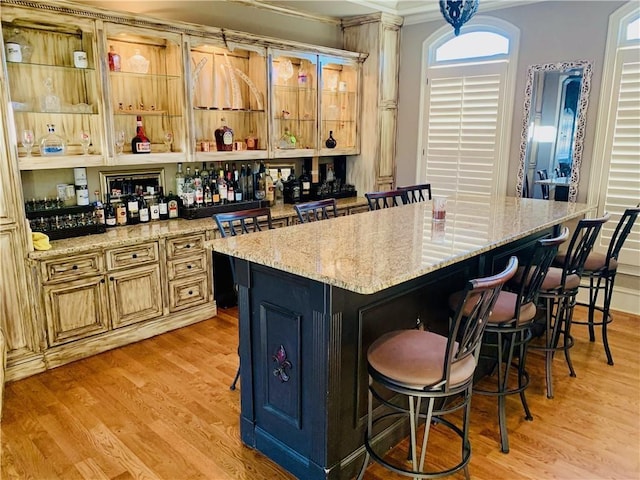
<box><xmin>515</xmin><ymin>60</ymin><xmax>593</xmax><ymax>202</ymax></box>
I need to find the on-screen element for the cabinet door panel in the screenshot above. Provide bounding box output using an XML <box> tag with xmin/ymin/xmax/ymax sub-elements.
<box><xmin>44</xmin><ymin>276</ymin><xmax>109</xmax><ymax>347</ymax></box>
<box><xmin>108</xmin><ymin>264</ymin><xmax>162</xmax><ymax>328</ymax></box>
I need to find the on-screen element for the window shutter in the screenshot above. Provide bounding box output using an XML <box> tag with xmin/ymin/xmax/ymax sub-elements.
<box><xmin>600</xmin><ymin>49</ymin><xmax>640</xmax><ymax>267</ymax></box>
<box><xmin>424</xmin><ymin>63</ymin><xmax>506</xmax><ymax>197</ymax></box>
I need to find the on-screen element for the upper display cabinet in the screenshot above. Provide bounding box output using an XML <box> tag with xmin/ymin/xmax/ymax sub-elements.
<box><xmin>102</xmin><ymin>23</ymin><xmax>185</xmax><ymax>165</ymax></box>
<box><xmin>188</xmin><ymin>36</ymin><xmax>267</xmax><ymax>161</ymax></box>
<box><xmin>2</xmin><ymin>6</ymin><xmax>104</xmax><ymax>170</ymax></box>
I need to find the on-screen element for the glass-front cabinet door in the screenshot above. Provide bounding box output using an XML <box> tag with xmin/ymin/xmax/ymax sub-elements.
<box><xmin>102</xmin><ymin>24</ymin><xmax>185</xmax><ymax>165</ymax></box>
<box><xmin>319</xmin><ymin>55</ymin><xmax>360</xmax><ymax>155</ymax></box>
<box><xmin>1</xmin><ymin>8</ymin><xmax>104</xmax><ymax>170</ymax></box>
<box><xmin>188</xmin><ymin>37</ymin><xmax>267</xmax><ymax>161</ymax></box>
<box><xmin>270</xmin><ymin>50</ymin><xmax>317</xmax><ymax>158</ymax></box>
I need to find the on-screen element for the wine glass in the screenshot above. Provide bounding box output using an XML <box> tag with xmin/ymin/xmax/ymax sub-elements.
<box><xmin>79</xmin><ymin>130</ymin><xmax>91</xmax><ymax>155</ymax></box>
<box><xmin>163</xmin><ymin>131</ymin><xmax>173</xmax><ymax>152</ymax></box>
<box><xmin>22</xmin><ymin>129</ymin><xmax>35</xmax><ymax>157</ymax></box>
<box><xmin>114</xmin><ymin>130</ymin><xmax>125</xmax><ymax>155</ymax></box>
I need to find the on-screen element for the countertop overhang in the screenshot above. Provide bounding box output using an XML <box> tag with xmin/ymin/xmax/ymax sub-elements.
<box><xmin>208</xmin><ymin>196</ymin><xmax>595</xmax><ymax>294</ymax></box>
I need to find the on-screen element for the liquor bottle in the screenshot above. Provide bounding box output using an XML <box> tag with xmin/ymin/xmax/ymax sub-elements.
<box><xmin>138</xmin><ymin>188</ymin><xmax>150</xmax><ymax>223</ymax></box>
<box><xmin>104</xmin><ymin>194</ymin><xmax>117</xmax><ymax>228</ymax></box>
<box><xmin>264</xmin><ymin>164</ymin><xmax>275</xmax><ymax>206</ymax></box>
<box><xmin>211</xmin><ymin>173</ymin><xmax>221</xmax><ymax>205</ymax></box>
<box><xmin>158</xmin><ymin>187</ymin><xmax>169</xmax><ymax>220</ymax></box>
<box><xmin>299</xmin><ymin>167</ymin><xmax>311</xmax><ymax>201</ymax></box>
<box><xmin>149</xmin><ymin>195</ymin><xmax>160</xmax><ymax>221</ymax></box>
<box><xmin>127</xmin><ymin>191</ymin><xmax>140</xmax><ymax>224</ymax></box>
<box><xmin>226</xmin><ymin>169</ymin><xmax>235</xmax><ymax>203</ymax></box>
<box><xmin>214</xmin><ymin>118</ymin><xmax>233</xmax><ymax>151</ymax></box>
<box><xmin>40</xmin><ymin>124</ymin><xmax>66</xmax><ymax>156</ymax></box>
<box><xmin>108</xmin><ymin>45</ymin><xmax>121</xmax><ymax>72</ymax></box>
<box><xmin>286</xmin><ymin>168</ymin><xmax>300</xmax><ymax>203</ymax></box>
<box><xmin>204</xmin><ymin>185</ymin><xmax>213</xmax><ymax>205</ymax></box>
<box><xmin>131</xmin><ymin>115</ymin><xmax>151</xmax><ymax>154</ymax></box>
<box><xmin>201</xmin><ymin>162</ymin><xmax>210</xmax><ymax>187</ymax></box>
<box><xmin>217</xmin><ymin>167</ymin><xmax>228</xmax><ymax>203</ymax></box>
<box><xmin>167</xmin><ymin>191</ymin><xmax>180</xmax><ymax>219</ymax></box>
<box><xmin>233</xmin><ymin>164</ymin><xmax>242</xmax><ymax>202</ymax></box>
<box><xmin>275</xmin><ymin>169</ymin><xmax>284</xmax><ymax>206</ymax></box>
<box><xmin>93</xmin><ymin>191</ymin><xmax>105</xmax><ymax>225</ymax></box>
<box><xmin>175</xmin><ymin>162</ymin><xmax>185</xmax><ymax>199</ymax></box>
<box><xmin>116</xmin><ymin>201</ymin><xmax>127</xmax><ymax>226</ymax></box>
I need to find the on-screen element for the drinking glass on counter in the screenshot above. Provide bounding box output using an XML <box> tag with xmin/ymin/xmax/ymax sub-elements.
<box><xmin>114</xmin><ymin>130</ymin><xmax>125</xmax><ymax>155</ymax></box>
<box><xmin>432</xmin><ymin>195</ymin><xmax>447</xmax><ymax>222</ymax></box>
<box><xmin>79</xmin><ymin>130</ymin><xmax>91</xmax><ymax>155</ymax></box>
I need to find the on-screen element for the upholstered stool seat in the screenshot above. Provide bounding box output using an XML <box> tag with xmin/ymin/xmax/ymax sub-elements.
<box><xmin>357</xmin><ymin>257</ymin><xmax>518</xmax><ymax>480</ymax></box>
<box><xmin>368</xmin><ymin>330</ymin><xmax>476</xmax><ymax>388</ymax></box>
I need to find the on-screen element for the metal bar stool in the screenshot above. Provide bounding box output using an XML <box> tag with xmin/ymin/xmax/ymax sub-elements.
<box><xmin>530</xmin><ymin>214</ymin><xmax>610</xmax><ymax>398</ymax></box>
<box><xmin>357</xmin><ymin>257</ymin><xmax>518</xmax><ymax>480</ymax></box>
<box><xmin>575</xmin><ymin>205</ymin><xmax>639</xmax><ymax>365</ymax></box>
<box><xmin>213</xmin><ymin>207</ymin><xmax>273</xmax><ymax>391</ymax></box>
<box><xmin>467</xmin><ymin>228</ymin><xmax>569</xmax><ymax>453</ymax></box>
<box><xmin>398</xmin><ymin>183</ymin><xmax>432</xmax><ymax>203</ymax></box>
<box><xmin>294</xmin><ymin>198</ymin><xmax>338</xmax><ymax>223</ymax></box>
<box><xmin>365</xmin><ymin>189</ymin><xmax>408</xmax><ymax>210</ymax></box>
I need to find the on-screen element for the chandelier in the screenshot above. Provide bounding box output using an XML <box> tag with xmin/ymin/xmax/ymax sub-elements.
<box><xmin>439</xmin><ymin>0</ymin><xmax>479</xmax><ymax>36</ymax></box>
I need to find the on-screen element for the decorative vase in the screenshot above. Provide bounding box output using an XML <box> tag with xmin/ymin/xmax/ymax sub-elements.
<box><xmin>325</xmin><ymin>131</ymin><xmax>337</xmax><ymax>149</ymax></box>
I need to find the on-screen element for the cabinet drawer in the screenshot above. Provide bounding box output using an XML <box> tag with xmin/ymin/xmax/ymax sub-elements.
<box><xmin>106</xmin><ymin>242</ymin><xmax>159</xmax><ymax>270</ymax></box>
<box><xmin>167</xmin><ymin>255</ymin><xmax>207</xmax><ymax>281</ymax></box>
<box><xmin>166</xmin><ymin>234</ymin><xmax>205</xmax><ymax>259</ymax></box>
<box><xmin>168</xmin><ymin>276</ymin><xmax>209</xmax><ymax>312</ymax></box>
<box><xmin>41</xmin><ymin>253</ymin><xmax>104</xmax><ymax>283</ymax></box>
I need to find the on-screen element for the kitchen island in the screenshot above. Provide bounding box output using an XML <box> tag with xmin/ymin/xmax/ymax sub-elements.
<box><xmin>209</xmin><ymin>196</ymin><xmax>593</xmax><ymax>480</ymax></box>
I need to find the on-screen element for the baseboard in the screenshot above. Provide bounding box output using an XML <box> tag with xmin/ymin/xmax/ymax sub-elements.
<box><xmin>577</xmin><ymin>283</ymin><xmax>640</xmax><ymax>315</ymax></box>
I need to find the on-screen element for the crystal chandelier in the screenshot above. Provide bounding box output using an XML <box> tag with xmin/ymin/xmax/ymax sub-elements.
<box><xmin>439</xmin><ymin>0</ymin><xmax>479</xmax><ymax>36</ymax></box>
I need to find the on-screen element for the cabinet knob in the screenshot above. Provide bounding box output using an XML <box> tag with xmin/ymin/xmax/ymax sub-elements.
<box><xmin>72</xmin><ymin>265</ymin><xmax>78</xmax><ymax>270</ymax></box>
<box><xmin>185</xmin><ymin>244</ymin><xmax>191</xmax><ymax>249</ymax></box>
<box><xmin>109</xmin><ymin>276</ymin><xmax>114</xmax><ymax>281</ymax></box>
<box><xmin>132</xmin><ymin>253</ymin><xmax>138</xmax><ymax>259</ymax></box>
<box><xmin>188</xmin><ymin>290</ymin><xmax>193</xmax><ymax>295</ymax></box>
<box><xmin>101</xmin><ymin>278</ymin><xmax>105</xmax><ymax>283</ymax></box>
<box><xmin>187</xmin><ymin>264</ymin><xmax>192</xmax><ymax>269</ymax></box>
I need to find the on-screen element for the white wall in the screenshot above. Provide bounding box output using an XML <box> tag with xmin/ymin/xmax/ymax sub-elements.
<box><xmin>395</xmin><ymin>1</ymin><xmax>626</xmax><ymax>204</ymax></box>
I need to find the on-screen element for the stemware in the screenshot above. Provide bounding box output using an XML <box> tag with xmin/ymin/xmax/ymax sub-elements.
<box><xmin>163</xmin><ymin>131</ymin><xmax>173</xmax><ymax>152</ymax></box>
<box><xmin>115</xmin><ymin>130</ymin><xmax>125</xmax><ymax>155</ymax></box>
<box><xmin>79</xmin><ymin>130</ymin><xmax>91</xmax><ymax>155</ymax></box>
<box><xmin>21</xmin><ymin>129</ymin><xmax>35</xmax><ymax>156</ymax></box>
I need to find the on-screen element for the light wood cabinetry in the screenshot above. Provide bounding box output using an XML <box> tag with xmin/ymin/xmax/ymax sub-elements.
<box><xmin>343</xmin><ymin>13</ymin><xmax>403</xmax><ymax>193</ymax></box>
<box><xmin>166</xmin><ymin>233</ymin><xmax>209</xmax><ymax>313</ymax></box>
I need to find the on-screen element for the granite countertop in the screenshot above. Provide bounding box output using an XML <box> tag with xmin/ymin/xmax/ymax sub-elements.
<box><xmin>208</xmin><ymin>196</ymin><xmax>595</xmax><ymax>295</ymax></box>
<box><xmin>28</xmin><ymin>196</ymin><xmax>368</xmax><ymax>259</ymax></box>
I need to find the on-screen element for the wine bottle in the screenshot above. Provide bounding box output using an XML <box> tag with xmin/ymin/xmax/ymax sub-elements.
<box><xmin>299</xmin><ymin>167</ymin><xmax>311</xmax><ymax>201</ymax></box>
<box><xmin>226</xmin><ymin>170</ymin><xmax>235</xmax><ymax>203</ymax></box>
<box><xmin>149</xmin><ymin>195</ymin><xmax>160</xmax><ymax>221</ymax></box>
<box><xmin>138</xmin><ymin>188</ymin><xmax>150</xmax><ymax>223</ymax></box>
<box><xmin>104</xmin><ymin>194</ymin><xmax>117</xmax><ymax>227</ymax></box>
<box><xmin>158</xmin><ymin>187</ymin><xmax>169</xmax><ymax>220</ymax></box>
<box><xmin>131</xmin><ymin>115</ymin><xmax>151</xmax><ymax>154</ymax></box>
<box><xmin>217</xmin><ymin>167</ymin><xmax>228</xmax><ymax>203</ymax></box>
<box><xmin>93</xmin><ymin>190</ymin><xmax>105</xmax><ymax>225</ymax></box>
<box><xmin>126</xmin><ymin>191</ymin><xmax>140</xmax><ymax>224</ymax></box>
<box><xmin>211</xmin><ymin>171</ymin><xmax>221</xmax><ymax>205</ymax></box>
<box><xmin>116</xmin><ymin>201</ymin><xmax>127</xmax><ymax>226</ymax></box>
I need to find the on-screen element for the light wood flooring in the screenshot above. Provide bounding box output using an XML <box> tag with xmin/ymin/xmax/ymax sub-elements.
<box><xmin>1</xmin><ymin>305</ymin><xmax>638</xmax><ymax>480</ymax></box>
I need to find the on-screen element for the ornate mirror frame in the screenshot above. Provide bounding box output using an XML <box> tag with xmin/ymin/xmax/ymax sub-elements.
<box><xmin>515</xmin><ymin>60</ymin><xmax>593</xmax><ymax>202</ymax></box>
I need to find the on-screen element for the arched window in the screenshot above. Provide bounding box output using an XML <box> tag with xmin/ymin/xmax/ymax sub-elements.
<box><xmin>589</xmin><ymin>4</ymin><xmax>640</xmax><ymax>276</ymax></box>
<box><xmin>417</xmin><ymin>19</ymin><xmax>519</xmax><ymax>197</ymax></box>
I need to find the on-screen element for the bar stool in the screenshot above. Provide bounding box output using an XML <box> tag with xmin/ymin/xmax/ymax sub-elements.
<box><xmin>464</xmin><ymin>228</ymin><xmax>569</xmax><ymax>453</ymax></box>
<box><xmin>294</xmin><ymin>198</ymin><xmax>337</xmax><ymax>223</ymax></box>
<box><xmin>575</xmin><ymin>206</ymin><xmax>639</xmax><ymax>365</ymax></box>
<box><xmin>213</xmin><ymin>207</ymin><xmax>274</xmax><ymax>391</ymax></box>
<box><xmin>530</xmin><ymin>214</ymin><xmax>610</xmax><ymax>398</ymax></box>
<box><xmin>365</xmin><ymin>189</ymin><xmax>408</xmax><ymax>210</ymax></box>
<box><xmin>357</xmin><ymin>257</ymin><xmax>518</xmax><ymax>480</ymax></box>
<box><xmin>398</xmin><ymin>183</ymin><xmax>432</xmax><ymax>203</ymax></box>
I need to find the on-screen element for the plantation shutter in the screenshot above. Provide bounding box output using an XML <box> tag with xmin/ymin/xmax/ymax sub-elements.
<box><xmin>598</xmin><ymin>48</ymin><xmax>640</xmax><ymax>267</ymax></box>
<box><xmin>424</xmin><ymin>62</ymin><xmax>507</xmax><ymax>197</ymax></box>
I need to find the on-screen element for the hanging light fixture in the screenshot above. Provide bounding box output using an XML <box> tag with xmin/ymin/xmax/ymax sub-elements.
<box><xmin>439</xmin><ymin>0</ymin><xmax>479</xmax><ymax>36</ymax></box>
